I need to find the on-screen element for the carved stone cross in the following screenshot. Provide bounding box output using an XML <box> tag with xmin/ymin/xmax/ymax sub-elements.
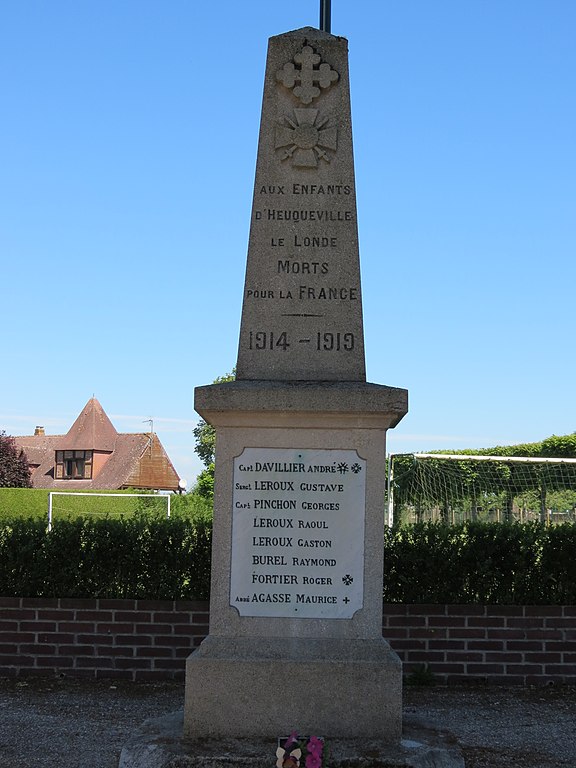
<box><xmin>276</xmin><ymin>45</ymin><xmax>339</xmax><ymax>105</ymax></box>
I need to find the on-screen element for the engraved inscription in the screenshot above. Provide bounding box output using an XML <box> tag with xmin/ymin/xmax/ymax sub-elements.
<box><xmin>235</xmin><ymin>33</ymin><xmax>366</xmax><ymax>380</ymax></box>
<box><xmin>230</xmin><ymin>448</ymin><xmax>366</xmax><ymax>618</ymax></box>
<box><xmin>246</xmin><ymin>330</ymin><xmax>356</xmax><ymax>350</ymax></box>
<box><xmin>277</xmin><ymin>260</ymin><xmax>330</xmax><ymax>274</ymax></box>
<box><xmin>254</xmin><ymin>209</ymin><xmax>353</xmax><ymax>222</ymax></box>
<box><xmin>258</xmin><ymin>184</ymin><xmax>352</xmax><ymax>195</ymax></box>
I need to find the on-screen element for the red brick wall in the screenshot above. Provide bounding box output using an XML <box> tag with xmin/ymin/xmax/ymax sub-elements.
<box><xmin>383</xmin><ymin>604</ymin><xmax>576</xmax><ymax>685</ymax></box>
<box><xmin>1</xmin><ymin>599</ymin><xmax>574</xmax><ymax>684</ymax></box>
<box><xmin>0</xmin><ymin>598</ymin><xmax>208</xmax><ymax>681</ymax></box>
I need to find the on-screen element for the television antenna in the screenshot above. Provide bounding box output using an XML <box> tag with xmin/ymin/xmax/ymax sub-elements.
<box><xmin>143</xmin><ymin>418</ymin><xmax>154</xmax><ymax>453</ymax></box>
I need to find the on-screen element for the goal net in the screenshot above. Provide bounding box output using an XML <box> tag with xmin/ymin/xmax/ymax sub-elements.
<box><xmin>387</xmin><ymin>453</ymin><xmax>576</xmax><ymax>526</ymax></box>
<box><xmin>47</xmin><ymin>492</ymin><xmax>171</xmax><ymax>530</ymax></box>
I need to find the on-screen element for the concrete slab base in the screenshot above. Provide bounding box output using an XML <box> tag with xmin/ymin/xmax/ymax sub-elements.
<box><xmin>184</xmin><ymin>636</ymin><xmax>402</xmax><ymax>741</ymax></box>
<box><xmin>118</xmin><ymin>711</ymin><xmax>465</xmax><ymax>768</ymax></box>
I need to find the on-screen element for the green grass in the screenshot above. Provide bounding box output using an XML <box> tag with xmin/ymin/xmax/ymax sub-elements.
<box><xmin>0</xmin><ymin>487</ymin><xmax>213</xmax><ymax>522</ymax></box>
<box><xmin>0</xmin><ymin>487</ymin><xmax>158</xmax><ymax>521</ymax></box>
<box><xmin>0</xmin><ymin>488</ymin><xmax>51</xmax><ymax>519</ymax></box>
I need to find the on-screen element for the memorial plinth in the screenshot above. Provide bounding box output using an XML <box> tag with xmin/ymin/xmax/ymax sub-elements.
<box><xmin>184</xmin><ymin>27</ymin><xmax>408</xmax><ymax>743</ymax></box>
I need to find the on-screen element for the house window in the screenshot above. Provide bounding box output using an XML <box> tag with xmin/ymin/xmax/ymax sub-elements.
<box><xmin>55</xmin><ymin>450</ymin><xmax>93</xmax><ymax>479</ymax></box>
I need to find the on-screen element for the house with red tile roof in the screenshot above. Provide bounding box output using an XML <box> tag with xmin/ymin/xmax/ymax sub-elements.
<box><xmin>15</xmin><ymin>398</ymin><xmax>181</xmax><ymax>492</ymax></box>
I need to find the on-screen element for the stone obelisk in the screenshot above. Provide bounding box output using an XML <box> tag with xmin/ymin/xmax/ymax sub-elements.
<box><xmin>236</xmin><ymin>32</ymin><xmax>364</xmax><ymax>382</ymax></box>
<box><xmin>184</xmin><ymin>27</ymin><xmax>408</xmax><ymax>742</ymax></box>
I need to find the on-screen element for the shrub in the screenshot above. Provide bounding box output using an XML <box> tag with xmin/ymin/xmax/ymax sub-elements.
<box><xmin>1</xmin><ymin>519</ymin><xmax>575</xmax><ymax>603</ymax></box>
<box><xmin>383</xmin><ymin>521</ymin><xmax>576</xmax><ymax>604</ymax></box>
<box><xmin>0</xmin><ymin>513</ymin><xmax>212</xmax><ymax>599</ymax></box>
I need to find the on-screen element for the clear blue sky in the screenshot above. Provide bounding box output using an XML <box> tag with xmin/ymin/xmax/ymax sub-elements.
<box><xmin>1</xmin><ymin>1</ymin><xmax>574</xmax><ymax>487</ymax></box>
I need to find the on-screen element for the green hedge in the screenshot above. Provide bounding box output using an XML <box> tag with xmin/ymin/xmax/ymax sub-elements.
<box><xmin>383</xmin><ymin>521</ymin><xmax>576</xmax><ymax>604</ymax></box>
<box><xmin>1</xmin><ymin>519</ymin><xmax>575</xmax><ymax>603</ymax></box>
<box><xmin>0</xmin><ymin>514</ymin><xmax>211</xmax><ymax>599</ymax></box>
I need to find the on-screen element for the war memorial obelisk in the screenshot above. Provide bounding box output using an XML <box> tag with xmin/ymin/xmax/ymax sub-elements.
<box><xmin>184</xmin><ymin>25</ymin><xmax>408</xmax><ymax>741</ymax></box>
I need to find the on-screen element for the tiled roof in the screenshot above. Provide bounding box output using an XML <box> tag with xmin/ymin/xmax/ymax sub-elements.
<box><xmin>59</xmin><ymin>398</ymin><xmax>117</xmax><ymax>451</ymax></box>
<box><xmin>13</xmin><ymin>399</ymin><xmax>180</xmax><ymax>492</ymax></box>
<box><xmin>15</xmin><ymin>435</ymin><xmax>62</xmax><ymax>466</ymax></box>
<box><xmin>87</xmin><ymin>434</ymin><xmax>150</xmax><ymax>489</ymax></box>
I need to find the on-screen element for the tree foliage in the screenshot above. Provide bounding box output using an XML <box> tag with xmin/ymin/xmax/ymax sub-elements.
<box><xmin>193</xmin><ymin>421</ymin><xmax>216</xmax><ymax>468</ymax></box>
<box><xmin>0</xmin><ymin>432</ymin><xmax>32</xmax><ymax>488</ymax></box>
<box><xmin>192</xmin><ymin>463</ymin><xmax>215</xmax><ymax>501</ymax></box>
<box><xmin>193</xmin><ymin>370</ymin><xmax>235</xmax><ymax>468</ymax></box>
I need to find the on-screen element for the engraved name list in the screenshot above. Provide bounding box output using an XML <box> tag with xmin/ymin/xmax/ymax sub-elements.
<box><xmin>230</xmin><ymin>447</ymin><xmax>366</xmax><ymax>618</ymax></box>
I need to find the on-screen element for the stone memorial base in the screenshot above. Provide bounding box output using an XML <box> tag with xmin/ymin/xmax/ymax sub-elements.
<box><xmin>120</xmin><ymin>711</ymin><xmax>465</xmax><ymax>768</ymax></box>
<box><xmin>183</xmin><ymin>381</ymin><xmax>408</xmax><ymax>743</ymax></box>
<box><xmin>184</xmin><ymin>636</ymin><xmax>401</xmax><ymax>740</ymax></box>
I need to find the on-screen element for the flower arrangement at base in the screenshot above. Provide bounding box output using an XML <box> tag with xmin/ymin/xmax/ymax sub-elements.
<box><xmin>276</xmin><ymin>732</ymin><xmax>326</xmax><ymax>768</ymax></box>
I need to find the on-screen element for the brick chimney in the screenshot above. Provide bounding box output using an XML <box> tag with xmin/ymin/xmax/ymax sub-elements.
<box><xmin>34</xmin><ymin>426</ymin><xmax>45</xmax><ymax>436</ymax></box>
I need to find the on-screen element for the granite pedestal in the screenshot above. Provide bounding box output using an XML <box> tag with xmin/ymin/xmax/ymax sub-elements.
<box><xmin>184</xmin><ymin>382</ymin><xmax>407</xmax><ymax>741</ymax></box>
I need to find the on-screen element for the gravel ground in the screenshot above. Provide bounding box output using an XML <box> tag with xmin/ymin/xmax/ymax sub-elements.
<box><xmin>403</xmin><ymin>685</ymin><xmax>576</xmax><ymax>767</ymax></box>
<box><xmin>0</xmin><ymin>678</ymin><xmax>574</xmax><ymax>768</ymax></box>
<box><xmin>0</xmin><ymin>678</ymin><xmax>183</xmax><ymax>768</ymax></box>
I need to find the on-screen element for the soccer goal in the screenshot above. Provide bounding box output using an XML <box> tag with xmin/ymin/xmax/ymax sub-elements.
<box><xmin>387</xmin><ymin>453</ymin><xmax>576</xmax><ymax>526</ymax></box>
<box><xmin>47</xmin><ymin>492</ymin><xmax>171</xmax><ymax>531</ymax></box>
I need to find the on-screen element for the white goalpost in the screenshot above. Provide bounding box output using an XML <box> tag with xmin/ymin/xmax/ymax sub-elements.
<box><xmin>387</xmin><ymin>453</ymin><xmax>576</xmax><ymax>526</ymax></box>
<box><xmin>47</xmin><ymin>492</ymin><xmax>171</xmax><ymax>531</ymax></box>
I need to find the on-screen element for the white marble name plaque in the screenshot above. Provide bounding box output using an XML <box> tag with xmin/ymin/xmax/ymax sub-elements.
<box><xmin>230</xmin><ymin>447</ymin><xmax>366</xmax><ymax>618</ymax></box>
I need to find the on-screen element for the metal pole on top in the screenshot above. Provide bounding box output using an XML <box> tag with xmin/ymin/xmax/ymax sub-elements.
<box><xmin>320</xmin><ymin>0</ymin><xmax>331</xmax><ymax>33</ymax></box>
